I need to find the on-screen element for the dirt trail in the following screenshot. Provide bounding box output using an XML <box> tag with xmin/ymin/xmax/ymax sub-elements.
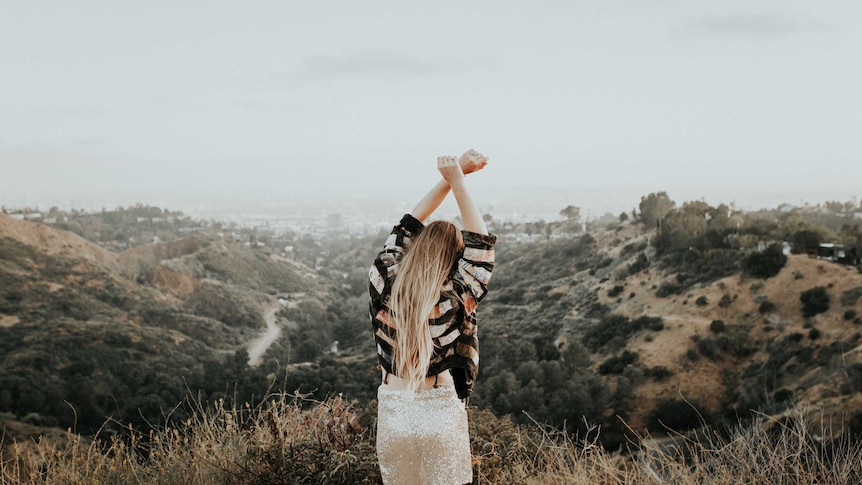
<box><xmin>246</xmin><ymin>302</ymin><xmax>283</xmax><ymax>367</ymax></box>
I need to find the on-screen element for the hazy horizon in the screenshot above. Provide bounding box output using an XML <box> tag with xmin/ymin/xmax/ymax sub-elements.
<box><xmin>3</xmin><ymin>180</ymin><xmax>859</xmax><ymax>226</ymax></box>
<box><xmin>2</xmin><ymin>1</ymin><xmax>860</xmax><ymax>221</ymax></box>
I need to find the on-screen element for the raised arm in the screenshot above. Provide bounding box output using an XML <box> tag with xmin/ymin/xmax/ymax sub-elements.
<box><xmin>410</xmin><ymin>149</ymin><xmax>488</xmax><ymax>223</ymax></box>
<box><xmin>409</xmin><ymin>179</ymin><xmax>451</xmax><ymax>223</ymax></box>
<box><xmin>437</xmin><ymin>155</ymin><xmax>488</xmax><ymax>235</ymax></box>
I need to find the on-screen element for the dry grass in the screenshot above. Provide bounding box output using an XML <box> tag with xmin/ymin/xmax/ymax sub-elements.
<box><xmin>2</xmin><ymin>395</ymin><xmax>860</xmax><ymax>485</ymax></box>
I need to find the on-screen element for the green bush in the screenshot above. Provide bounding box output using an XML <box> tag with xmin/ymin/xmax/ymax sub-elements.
<box><xmin>647</xmin><ymin>398</ymin><xmax>706</xmax><ymax>433</ymax></box>
<box><xmin>841</xmin><ymin>286</ymin><xmax>862</xmax><ymax>307</ymax></box>
<box><xmin>598</xmin><ymin>351</ymin><xmax>639</xmax><ymax>375</ymax></box>
<box><xmin>647</xmin><ymin>366</ymin><xmax>673</xmax><ymax>380</ymax></box>
<box><xmin>759</xmin><ymin>300</ymin><xmax>776</xmax><ymax>313</ymax></box>
<box><xmin>695</xmin><ymin>337</ymin><xmax>720</xmax><ymax>360</ymax></box>
<box><xmin>656</xmin><ymin>282</ymin><xmax>683</xmax><ymax>298</ymax></box>
<box><xmin>742</xmin><ymin>244</ymin><xmax>787</xmax><ymax>279</ymax></box>
<box><xmin>800</xmin><ymin>286</ymin><xmax>830</xmax><ymax>317</ymax></box>
<box><xmin>628</xmin><ymin>253</ymin><xmax>650</xmax><ymax>274</ymax></box>
<box><xmin>790</xmin><ymin>230</ymin><xmax>821</xmax><ymax>255</ymax></box>
<box><xmin>583</xmin><ymin>314</ymin><xmax>663</xmax><ymax>351</ymax></box>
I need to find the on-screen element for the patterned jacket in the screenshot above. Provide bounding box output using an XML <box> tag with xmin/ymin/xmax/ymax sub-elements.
<box><xmin>368</xmin><ymin>214</ymin><xmax>496</xmax><ymax>399</ymax></box>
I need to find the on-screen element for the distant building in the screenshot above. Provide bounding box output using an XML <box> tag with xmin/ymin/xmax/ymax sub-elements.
<box><xmin>817</xmin><ymin>243</ymin><xmax>844</xmax><ymax>262</ymax></box>
<box><xmin>819</xmin><ymin>243</ymin><xmax>860</xmax><ymax>265</ymax></box>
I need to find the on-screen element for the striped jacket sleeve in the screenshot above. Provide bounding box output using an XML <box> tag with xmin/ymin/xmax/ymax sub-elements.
<box><xmin>455</xmin><ymin>230</ymin><xmax>497</xmax><ymax>301</ymax></box>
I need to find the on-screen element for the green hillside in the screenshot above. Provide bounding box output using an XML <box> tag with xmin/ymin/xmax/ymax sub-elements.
<box><xmin>2</xmin><ymin>196</ymin><xmax>862</xmax><ymax>482</ymax></box>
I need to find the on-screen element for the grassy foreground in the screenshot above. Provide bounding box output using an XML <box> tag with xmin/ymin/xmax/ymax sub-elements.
<box><xmin>2</xmin><ymin>393</ymin><xmax>860</xmax><ymax>484</ymax></box>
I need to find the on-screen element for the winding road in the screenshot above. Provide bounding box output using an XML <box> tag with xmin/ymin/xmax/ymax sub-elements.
<box><xmin>246</xmin><ymin>302</ymin><xmax>283</xmax><ymax>367</ymax></box>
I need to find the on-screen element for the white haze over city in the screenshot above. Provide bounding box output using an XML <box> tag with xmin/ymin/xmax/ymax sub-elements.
<box><xmin>1</xmin><ymin>1</ymin><xmax>860</xmax><ymax>222</ymax></box>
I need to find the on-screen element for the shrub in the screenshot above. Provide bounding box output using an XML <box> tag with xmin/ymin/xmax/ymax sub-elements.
<box><xmin>715</xmin><ymin>333</ymin><xmax>755</xmax><ymax>358</ymax></box>
<box><xmin>787</xmin><ymin>332</ymin><xmax>804</xmax><ymax>343</ymax></box>
<box><xmin>583</xmin><ymin>314</ymin><xmax>663</xmax><ymax>351</ymax></box>
<box><xmin>647</xmin><ymin>366</ymin><xmax>673</xmax><ymax>380</ymax></box>
<box><xmin>598</xmin><ymin>350</ymin><xmax>639</xmax><ymax>375</ymax></box>
<box><xmin>695</xmin><ymin>296</ymin><xmax>708</xmax><ymax>306</ymax></box>
<box><xmin>844</xmin><ymin>310</ymin><xmax>857</xmax><ymax>321</ymax></box>
<box><xmin>848</xmin><ymin>363</ymin><xmax>862</xmax><ymax>393</ymax></box>
<box><xmin>656</xmin><ymin>282</ymin><xmax>683</xmax><ymax>298</ymax></box>
<box><xmin>696</xmin><ymin>338</ymin><xmax>720</xmax><ymax>360</ymax></box>
<box><xmin>621</xmin><ymin>240</ymin><xmax>647</xmax><ymax>256</ymax></box>
<box><xmin>647</xmin><ymin>398</ymin><xmax>706</xmax><ymax>433</ymax></box>
<box><xmin>709</xmin><ymin>320</ymin><xmax>726</xmax><ymax>333</ymax></box>
<box><xmin>808</xmin><ymin>328</ymin><xmax>821</xmax><ymax>340</ymax></box>
<box><xmin>841</xmin><ymin>286</ymin><xmax>862</xmax><ymax>307</ymax></box>
<box><xmin>608</xmin><ymin>285</ymin><xmax>625</xmax><ymax>298</ymax></box>
<box><xmin>772</xmin><ymin>388</ymin><xmax>794</xmax><ymax>403</ymax></box>
<box><xmin>850</xmin><ymin>410</ymin><xmax>862</xmax><ymax>439</ymax></box>
<box><xmin>633</xmin><ymin>315</ymin><xmax>665</xmax><ymax>331</ymax></box>
<box><xmin>718</xmin><ymin>294</ymin><xmax>733</xmax><ymax>308</ymax></box>
<box><xmin>742</xmin><ymin>244</ymin><xmax>787</xmax><ymax>279</ymax></box>
<box><xmin>800</xmin><ymin>287</ymin><xmax>830</xmax><ymax>318</ymax></box>
<box><xmin>628</xmin><ymin>253</ymin><xmax>650</xmax><ymax>274</ymax></box>
<box><xmin>759</xmin><ymin>300</ymin><xmax>776</xmax><ymax>314</ymax></box>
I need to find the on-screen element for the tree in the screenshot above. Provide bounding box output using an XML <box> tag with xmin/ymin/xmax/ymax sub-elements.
<box><xmin>742</xmin><ymin>243</ymin><xmax>787</xmax><ymax>279</ymax></box>
<box><xmin>654</xmin><ymin>201</ymin><xmax>709</xmax><ymax>253</ymax></box>
<box><xmin>790</xmin><ymin>230</ymin><xmax>821</xmax><ymax>255</ymax></box>
<box><xmin>559</xmin><ymin>205</ymin><xmax>581</xmax><ymax>222</ymax></box>
<box><xmin>638</xmin><ymin>192</ymin><xmax>675</xmax><ymax>229</ymax></box>
<box><xmin>839</xmin><ymin>224</ymin><xmax>862</xmax><ymax>245</ymax></box>
<box><xmin>825</xmin><ymin>200</ymin><xmax>846</xmax><ymax>213</ymax></box>
<box><xmin>619</xmin><ymin>212</ymin><xmax>629</xmax><ymax>222</ymax></box>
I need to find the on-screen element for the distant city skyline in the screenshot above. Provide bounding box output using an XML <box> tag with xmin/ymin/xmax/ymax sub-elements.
<box><xmin>3</xmin><ymin>180</ymin><xmax>859</xmax><ymax>228</ymax></box>
<box><xmin>2</xmin><ymin>1</ymin><xmax>860</xmax><ymax>220</ymax></box>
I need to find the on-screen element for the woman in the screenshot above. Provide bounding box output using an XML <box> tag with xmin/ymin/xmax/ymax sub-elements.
<box><xmin>368</xmin><ymin>150</ymin><xmax>496</xmax><ymax>485</ymax></box>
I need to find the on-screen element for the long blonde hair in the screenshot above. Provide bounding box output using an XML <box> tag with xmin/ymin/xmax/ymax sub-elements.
<box><xmin>389</xmin><ymin>221</ymin><xmax>464</xmax><ymax>392</ymax></box>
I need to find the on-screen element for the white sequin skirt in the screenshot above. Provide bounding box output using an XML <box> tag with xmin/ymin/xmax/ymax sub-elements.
<box><xmin>376</xmin><ymin>385</ymin><xmax>472</xmax><ymax>485</ymax></box>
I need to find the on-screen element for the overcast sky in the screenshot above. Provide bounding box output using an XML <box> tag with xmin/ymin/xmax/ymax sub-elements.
<box><xmin>1</xmin><ymin>1</ymin><xmax>860</xmax><ymax>216</ymax></box>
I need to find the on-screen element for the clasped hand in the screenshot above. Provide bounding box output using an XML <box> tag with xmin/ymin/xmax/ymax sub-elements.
<box><xmin>437</xmin><ymin>149</ymin><xmax>488</xmax><ymax>184</ymax></box>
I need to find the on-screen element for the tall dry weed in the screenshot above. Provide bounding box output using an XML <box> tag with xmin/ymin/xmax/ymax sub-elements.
<box><xmin>2</xmin><ymin>395</ymin><xmax>860</xmax><ymax>484</ymax></box>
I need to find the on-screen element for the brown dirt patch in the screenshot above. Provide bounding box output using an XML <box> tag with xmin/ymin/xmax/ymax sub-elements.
<box><xmin>0</xmin><ymin>314</ymin><xmax>20</xmax><ymax>327</ymax></box>
<box><xmin>151</xmin><ymin>266</ymin><xmax>199</xmax><ymax>298</ymax></box>
<box><xmin>0</xmin><ymin>213</ymin><xmax>119</xmax><ymax>269</ymax></box>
